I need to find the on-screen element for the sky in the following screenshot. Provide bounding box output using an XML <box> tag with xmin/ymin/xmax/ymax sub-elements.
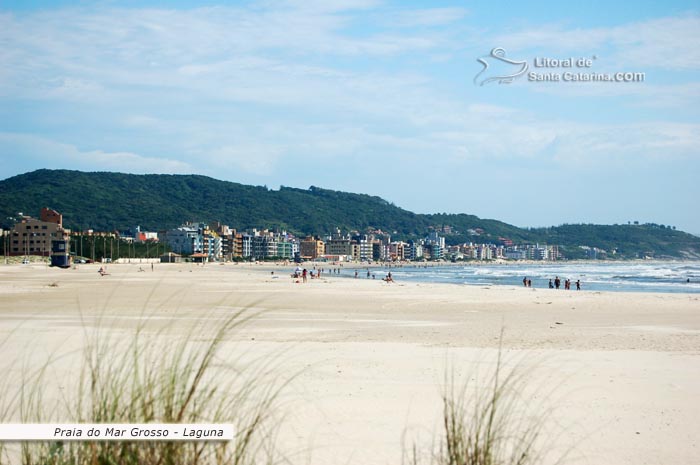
<box><xmin>1</xmin><ymin>0</ymin><xmax>699</xmax><ymax>233</ymax></box>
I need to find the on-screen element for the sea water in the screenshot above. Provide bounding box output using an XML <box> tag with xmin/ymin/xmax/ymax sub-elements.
<box><xmin>356</xmin><ymin>261</ymin><xmax>700</xmax><ymax>294</ymax></box>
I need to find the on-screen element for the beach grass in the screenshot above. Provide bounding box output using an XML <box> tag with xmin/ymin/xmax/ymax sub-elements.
<box><xmin>0</xmin><ymin>305</ymin><xmax>285</xmax><ymax>465</ymax></box>
<box><xmin>406</xmin><ymin>337</ymin><xmax>563</xmax><ymax>465</ymax></box>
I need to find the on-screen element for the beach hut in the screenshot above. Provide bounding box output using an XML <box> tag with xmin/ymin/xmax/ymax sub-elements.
<box><xmin>160</xmin><ymin>252</ymin><xmax>182</xmax><ymax>263</ymax></box>
<box><xmin>50</xmin><ymin>238</ymin><xmax>71</xmax><ymax>268</ymax></box>
<box><xmin>190</xmin><ymin>252</ymin><xmax>209</xmax><ymax>263</ymax></box>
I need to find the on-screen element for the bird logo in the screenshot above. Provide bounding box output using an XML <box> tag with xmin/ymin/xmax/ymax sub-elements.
<box><xmin>474</xmin><ymin>48</ymin><xmax>529</xmax><ymax>86</ymax></box>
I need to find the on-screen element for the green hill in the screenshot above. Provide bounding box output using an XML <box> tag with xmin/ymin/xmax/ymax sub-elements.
<box><xmin>1</xmin><ymin>169</ymin><xmax>698</xmax><ymax>259</ymax></box>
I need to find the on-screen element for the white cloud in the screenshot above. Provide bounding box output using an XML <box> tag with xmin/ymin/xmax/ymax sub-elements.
<box><xmin>124</xmin><ymin>115</ymin><xmax>162</xmax><ymax>128</ymax></box>
<box><xmin>267</xmin><ymin>0</ymin><xmax>381</xmax><ymax>13</ymax></box>
<box><xmin>202</xmin><ymin>145</ymin><xmax>283</xmax><ymax>176</ymax></box>
<box><xmin>494</xmin><ymin>14</ymin><xmax>700</xmax><ymax>70</ymax></box>
<box><xmin>387</xmin><ymin>7</ymin><xmax>468</xmax><ymax>27</ymax></box>
<box><xmin>0</xmin><ymin>4</ymin><xmax>446</xmax><ymax>107</ymax></box>
<box><xmin>527</xmin><ymin>81</ymin><xmax>700</xmax><ymax>108</ymax></box>
<box><xmin>1</xmin><ymin>3</ymin><xmax>697</xmax><ymax>186</ymax></box>
<box><xmin>0</xmin><ymin>133</ymin><xmax>193</xmax><ymax>174</ymax></box>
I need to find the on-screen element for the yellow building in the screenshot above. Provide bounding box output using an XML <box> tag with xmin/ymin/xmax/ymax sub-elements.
<box><xmin>300</xmin><ymin>237</ymin><xmax>325</xmax><ymax>260</ymax></box>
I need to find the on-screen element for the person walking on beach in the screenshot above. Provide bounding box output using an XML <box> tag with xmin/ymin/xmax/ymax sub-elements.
<box><xmin>302</xmin><ymin>268</ymin><xmax>307</xmax><ymax>283</ymax></box>
<box><xmin>527</xmin><ymin>279</ymin><xmax>532</xmax><ymax>288</ymax></box>
<box><xmin>576</xmin><ymin>280</ymin><xmax>581</xmax><ymax>290</ymax></box>
<box><xmin>523</xmin><ymin>277</ymin><xmax>527</xmax><ymax>287</ymax></box>
<box><xmin>555</xmin><ymin>276</ymin><xmax>560</xmax><ymax>289</ymax></box>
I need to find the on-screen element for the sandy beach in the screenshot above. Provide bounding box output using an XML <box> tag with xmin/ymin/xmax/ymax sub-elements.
<box><xmin>1</xmin><ymin>262</ymin><xmax>699</xmax><ymax>465</ymax></box>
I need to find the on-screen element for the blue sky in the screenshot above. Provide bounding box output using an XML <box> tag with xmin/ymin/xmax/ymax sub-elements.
<box><xmin>1</xmin><ymin>1</ymin><xmax>699</xmax><ymax>233</ymax></box>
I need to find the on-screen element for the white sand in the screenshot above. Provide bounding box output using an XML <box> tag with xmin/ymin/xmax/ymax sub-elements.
<box><xmin>1</xmin><ymin>262</ymin><xmax>699</xmax><ymax>464</ymax></box>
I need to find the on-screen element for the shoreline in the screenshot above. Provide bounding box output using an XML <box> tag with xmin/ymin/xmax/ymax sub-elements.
<box><xmin>4</xmin><ymin>259</ymin><xmax>699</xmax><ymax>295</ymax></box>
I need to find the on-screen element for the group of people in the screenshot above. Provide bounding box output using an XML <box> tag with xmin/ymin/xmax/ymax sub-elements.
<box><xmin>522</xmin><ymin>276</ymin><xmax>582</xmax><ymax>290</ymax></box>
<box><xmin>548</xmin><ymin>276</ymin><xmax>581</xmax><ymax>290</ymax></box>
<box><xmin>292</xmin><ymin>265</ymin><xmax>395</xmax><ymax>284</ymax></box>
<box><xmin>292</xmin><ymin>267</ymin><xmax>327</xmax><ymax>283</ymax></box>
<box><xmin>354</xmin><ymin>269</ymin><xmax>393</xmax><ymax>282</ymax></box>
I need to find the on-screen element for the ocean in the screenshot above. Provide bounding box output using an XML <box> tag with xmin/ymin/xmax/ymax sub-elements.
<box><xmin>352</xmin><ymin>261</ymin><xmax>700</xmax><ymax>294</ymax></box>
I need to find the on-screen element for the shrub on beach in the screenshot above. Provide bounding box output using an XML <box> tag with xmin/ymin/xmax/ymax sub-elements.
<box><xmin>406</xmin><ymin>345</ymin><xmax>564</xmax><ymax>465</ymax></box>
<box><xmin>1</xmin><ymin>309</ymin><xmax>283</xmax><ymax>465</ymax></box>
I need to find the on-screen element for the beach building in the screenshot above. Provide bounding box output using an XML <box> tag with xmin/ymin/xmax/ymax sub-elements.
<box><xmin>8</xmin><ymin>208</ymin><xmax>68</xmax><ymax>257</ymax></box>
<box><xmin>505</xmin><ymin>247</ymin><xmax>527</xmax><ymax>260</ymax></box>
<box><xmin>163</xmin><ymin>222</ymin><xmax>221</xmax><ymax>260</ymax></box>
<box><xmin>210</xmin><ymin>222</ymin><xmax>235</xmax><ymax>260</ymax></box>
<box><xmin>202</xmin><ymin>229</ymin><xmax>222</xmax><ymax>261</ymax></box>
<box><xmin>389</xmin><ymin>241</ymin><xmax>407</xmax><ymax>261</ymax></box>
<box><xmin>277</xmin><ymin>241</ymin><xmax>294</xmax><ymax>259</ymax></box>
<box><xmin>300</xmin><ymin>237</ymin><xmax>325</xmax><ymax>260</ymax></box>
<box><xmin>160</xmin><ymin>252</ymin><xmax>182</xmax><ymax>263</ymax></box>
<box><xmin>164</xmin><ymin>224</ymin><xmax>202</xmax><ymax>255</ymax></box>
<box><xmin>325</xmin><ymin>231</ymin><xmax>352</xmax><ymax>257</ymax></box>
<box><xmin>133</xmin><ymin>226</ymin><xmax>159</xmax><ymax>243</ymax></box>
<box><xmin>477</xmin><ymin>244</ymin><xmax>493</xmax><ymax>260</ymax></box>
<box><xmin>351</xmin><ymin>234</ymin><xmax>373</xmax><ymax>261</ymax></box>
<box><xmin>405</xmin><ymin>241</ymin><xmax>423</xmax><ymax>260</ymax></box>
<box><xmin>50</xmin><ymin>237</ymin><xmax>71</xmax><ymax>268</ymax></box>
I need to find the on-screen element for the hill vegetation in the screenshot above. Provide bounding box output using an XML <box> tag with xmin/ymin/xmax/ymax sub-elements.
<box><xmin>1</xmin><ymin>169</ymin><xmax>698</xmax><ymax>259</ymax></box>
